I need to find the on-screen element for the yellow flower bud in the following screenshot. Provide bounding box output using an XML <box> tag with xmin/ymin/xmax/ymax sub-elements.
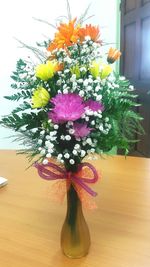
<box><xmin>70</xmin><ymin>65</ymin><xmax>81</xmax><ymax>78</ymax></box>
<box><xmin>100</xmin><ymin>64</ymin><xmax>112</xmax><ymax>79</ymax></box>
<box><xmin>90</xmin><ymin>61</ymin><xmax>112</xmax><ymax>80</ymax></box>
<box><xmin>32</xmin><ymin>87</ymin><xmax>50</xmax><ymax>108</ymax></box>
<box><xmin>35</xmin><ymin>61</ymin><xmax>58</xmax><ymax>81</ymax></box>
<box><xmin>89</xmin><ymin>61</ymin><xmax>100</xmax><ymax>78</ymax></box>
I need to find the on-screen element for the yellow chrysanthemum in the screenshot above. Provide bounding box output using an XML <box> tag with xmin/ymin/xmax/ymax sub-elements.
<box><xmin>32</xmin><ymin>87</ymin><xmax>50</xmax><ymax>108</ymax></box>
<box><xmin>100</xmin><ymin>64</ymin><xmax>112</xmax><ymax>79</ymax></box>
<box><xmin>35</xmin><ymin>61</ymin><xmax>58</xmax><ymax>81</ymax></box>
<box><xmin>90</xmin><ymin>61</ymin><xmax>112</xmax><ymax>79</ymax></box>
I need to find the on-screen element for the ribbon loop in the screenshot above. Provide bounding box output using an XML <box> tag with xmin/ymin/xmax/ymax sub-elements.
<box><xmin>34</xmin><ymin>161</ymin><xmax>99</xmax><ymax>197</ymax></box>
<box><xmin>34</xmin><ymin>162</ymin><xmax>66</xmax><ymax>180</ymax></box>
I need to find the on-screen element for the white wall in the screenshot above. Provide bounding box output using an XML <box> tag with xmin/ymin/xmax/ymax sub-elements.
<box><xmin>0</xmin><ymin>0</ymin><xmax>118</xmax><ymax>149</ymax></box>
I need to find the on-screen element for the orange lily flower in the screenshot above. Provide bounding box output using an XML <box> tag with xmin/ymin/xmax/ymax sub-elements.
<box><xmin>47</xmin><ymin>18</ymin><xmax>80</xmax><ymax>52</ymax></box>
<box><xmin>78</xmin><ymin>24</ymin><xmax>101</xmax><ymax>43</ymax></box>
<box><xmin>107</xmin><ymin>47</ymin><xmax>121</xmax><ymax>64</ymax></box>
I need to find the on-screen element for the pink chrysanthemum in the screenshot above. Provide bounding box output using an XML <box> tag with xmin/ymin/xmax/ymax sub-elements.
<box><xmin>48</xmin><ymin>93</ymin><xmax>85</xmax><ymax>123</ymax></box>
<box><xmin>73</xmin><ymin>122</ymin><xmax>92</xmax><ymax>138</ymax></box>
<box><xmin>85</xmin><ymin>99</ymin><xmax>104</xmax><ymax>111</ymax></box>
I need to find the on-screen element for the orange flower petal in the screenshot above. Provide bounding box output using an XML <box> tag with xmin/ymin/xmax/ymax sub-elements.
<box><xmin>107</xmin><ymin>47</ymin><xmax>121</xmax><ymax>64</ymax></box>
<box><xmin>47</xmin><ymin>18</ymin><xmax>80</xmax><ymax>52</ymax></box>
<box><xmin>78</xmin><ymin>24</ymin><xmax>101</xmax><ymax>43</ymax></box>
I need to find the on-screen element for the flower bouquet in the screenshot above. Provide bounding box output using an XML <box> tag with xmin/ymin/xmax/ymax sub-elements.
<box><xmin>1</xmin><ymin>3</ymin><xmax>143</xmax><ymax>259</ymax></box>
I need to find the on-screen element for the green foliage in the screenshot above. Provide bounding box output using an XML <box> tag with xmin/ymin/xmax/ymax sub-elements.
<box><xmin>4</xmin><ymin>90</ymin><xmax>31</xmax><ymax>101</ymax></box>
<box><xmin>0</xmin><ymin>111</ymin><xmax>47</xmax><ymax>131</ymax></box>
<box><xmin>92</xmin><ymin>76</ymin><xmax>144</xmax><ymax>154</ymax></box>
<box><xmin>14</xmin><ymin>131</ymin><xmax>43</xmax><ymax>165</ymax></box>
<box><xmin>95</xmin><ymin>109</ymin><xmax>143</xmax><ymax>154</ymax></box>
<box><xmin>11</xmin><ymin>102</ymin><xmax>31</xmax><ymax>114</ymax></box>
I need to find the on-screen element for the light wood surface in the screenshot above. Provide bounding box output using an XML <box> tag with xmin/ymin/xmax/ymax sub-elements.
<box><xmin>0</xmin><ymin>150</ymin><xmax>150</xmax><ymax>267</ymax></box>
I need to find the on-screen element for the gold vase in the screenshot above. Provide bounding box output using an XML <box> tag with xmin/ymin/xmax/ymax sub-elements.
<box><xmin>61</xmin><ymin>185</ymin><xmax>91</xmax><ymax>258</ymax></box>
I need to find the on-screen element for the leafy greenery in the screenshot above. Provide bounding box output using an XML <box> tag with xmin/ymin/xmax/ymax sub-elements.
<box><xmin>4</xmin><ymin>90</ymin><xmax>31</xmax><ymax>101</ymax></box>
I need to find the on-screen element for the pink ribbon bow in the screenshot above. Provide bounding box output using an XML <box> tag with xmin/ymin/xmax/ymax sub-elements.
<box><xmin>34</xmin><ymin>161</ymin><xmax>99</xmax><ymax>197</ymax></box>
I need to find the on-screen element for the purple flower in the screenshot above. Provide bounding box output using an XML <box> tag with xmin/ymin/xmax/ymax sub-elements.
<box><xmin>73</xmin><ymin>122</ymin><xmax>92</xmax><ymax>138</ymax></box>
<box><xmin>48</xmin><ymin>93</ymin><xmax>85</xmax><ymax>124</ymax></box>
<box><xmin>85</xmin><ymin>99</ymin><xmax>104</xmax><ymax>111</ymax></box>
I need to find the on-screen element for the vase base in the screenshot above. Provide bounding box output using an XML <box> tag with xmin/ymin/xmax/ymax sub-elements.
<box><xmin>62</xmin><ymin>249</ymin><xmax>90</xmax><ymax>259</ymax></box>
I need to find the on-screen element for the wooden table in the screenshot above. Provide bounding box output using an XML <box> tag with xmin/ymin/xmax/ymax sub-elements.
<box><xmin>0</xmin><ymin>151</ymin><xmax>150</xmax><ymax>267</ymax></box>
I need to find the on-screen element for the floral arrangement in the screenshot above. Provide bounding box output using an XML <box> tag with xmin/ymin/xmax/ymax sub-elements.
<box><xmin>1</xmin><ymin>7</ymin><xmax>143</xmax><ymax>194</ymax></box>
<box><xmin>0</xmin><ymin>3</ymin><xmax>144</xmax><ymax>257</ymax></box>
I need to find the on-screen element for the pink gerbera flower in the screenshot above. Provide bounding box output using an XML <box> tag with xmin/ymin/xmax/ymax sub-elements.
<box><xmin>73</xmin><ymin>122</ymin><xmax>92</xmax><ymax>138</ymax></box>
<box><xmin>85</xmin><ymin>99</ymin><xmax>104</xmax><ymax>111</ymax></box>
<box><xmin>48</xmin><ymin>93</ymin><xmax>85</xmax><ymax>123</ymax></box>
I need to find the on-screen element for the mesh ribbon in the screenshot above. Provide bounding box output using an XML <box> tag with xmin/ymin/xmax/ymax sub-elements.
<box><xmin>34</xmin><ymin>161</ymin><xmax>100</xmax><ymax>209</ymax></box>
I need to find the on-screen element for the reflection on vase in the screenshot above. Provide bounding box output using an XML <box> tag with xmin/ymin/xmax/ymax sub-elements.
<box><xmin>61</xmin><ymin>185</ymin><xmax>91</xmax><ymax>258</ymax></box>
